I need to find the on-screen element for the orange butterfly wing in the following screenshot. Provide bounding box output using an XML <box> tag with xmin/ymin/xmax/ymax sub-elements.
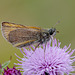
<box><xmin>1</xmin><ymin>22</ymin><xmax>41</xmax><ymax>47</ymax></box>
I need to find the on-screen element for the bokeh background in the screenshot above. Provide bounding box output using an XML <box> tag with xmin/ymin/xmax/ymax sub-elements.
<box><xmin>0</xmin><ymin>0</ymin><xmax>75</xmax><ymax>72</ymax></box>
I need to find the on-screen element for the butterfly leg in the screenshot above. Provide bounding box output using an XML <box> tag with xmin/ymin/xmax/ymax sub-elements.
<box><xmin>44</xmin><ymin>42</ymin><xmax>47</xmax><ymax>59</ymax></box>
<box><xmin>35</xmin><ymin>43</ymin><xmax>41</xmax><ymax>50</ymax></box>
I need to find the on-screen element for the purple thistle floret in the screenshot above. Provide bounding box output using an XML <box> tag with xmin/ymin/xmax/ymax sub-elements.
<box><xmin>3</xmin><ymin>66</ymin><xmax>21</xmax><ymax>75</ymax></box>
<box><xmin>15</xmin><ymin>39</ymin><xmax>75</xmax><ymax>75</ymax></box>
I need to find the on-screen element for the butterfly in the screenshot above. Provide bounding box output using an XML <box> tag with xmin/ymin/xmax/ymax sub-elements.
<box><xmin>1</xmin><ymin>22</ymin><xmax>58</xmax><ymax>48</ymax></box>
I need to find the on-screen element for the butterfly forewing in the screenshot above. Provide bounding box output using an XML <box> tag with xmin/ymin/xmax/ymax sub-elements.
<box><xmin>2</xmin><ymin>22</ymin><xmax>42</xmax><ymax>47</ymax></box>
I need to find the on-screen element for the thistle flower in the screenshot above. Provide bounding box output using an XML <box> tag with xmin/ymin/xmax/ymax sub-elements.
<box><xmin>15</xmin><ymin>39</ymin><xmax>75</xmax><ymax>75</ymax></box>
<box><xmin>3</xmin><ymin>66</ymin><xmax>21</xmax><ymax>75</ymax></box>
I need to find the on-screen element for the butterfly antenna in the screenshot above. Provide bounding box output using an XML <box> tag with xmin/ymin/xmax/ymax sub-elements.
<box><xmin>53</xmin><ymin>20</ymin><xmax>60</xmax><ymax>27</ymax></box>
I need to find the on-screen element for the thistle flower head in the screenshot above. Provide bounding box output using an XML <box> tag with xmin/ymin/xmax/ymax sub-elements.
<box><xmin>3</xmin><ymin>66</ymin><xmax>21</xmax><ymax>75</ymax></box>
<box><xmin>15</xmin><ymin>39</ymin><xmax>75</xmax><ymax>75</ymax></box>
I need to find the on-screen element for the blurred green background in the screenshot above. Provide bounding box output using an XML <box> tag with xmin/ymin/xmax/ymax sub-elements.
<box><xmin>0</xmin><ymin>0</ymin><xmax>75</xmax><ymax>70</ymax></box>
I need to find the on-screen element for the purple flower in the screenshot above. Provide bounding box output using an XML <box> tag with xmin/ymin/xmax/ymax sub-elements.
<box><xmin>15</xmin><ymin>39</ymin><xmax>75</xmax><ymax>75</ymax></box>
<box><xmin>3</xmin><ymin>66</ymin><xmax>21</xmax><ymax>75</ymax></box>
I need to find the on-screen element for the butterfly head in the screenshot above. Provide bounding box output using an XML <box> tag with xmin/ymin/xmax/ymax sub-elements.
<box><xmin>48</xmin><ymin>28</ymin><xmax>56</xmax><ymax>37</ymax></box>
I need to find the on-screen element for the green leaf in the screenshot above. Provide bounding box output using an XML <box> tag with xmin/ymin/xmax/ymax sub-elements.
<box><xmin>2</xmin><ymin>60</ymin><xmax>10</xmax><ymax>69</ymax></box>
<box><xmin>0</xmin><ymin>69</ymin><xmax>3</xmax><ymax>75</ymax></box>
<box><xmin>0</xmin><ymin>56</ymin><xmax>12</xmax><ymax>74</ymax></box>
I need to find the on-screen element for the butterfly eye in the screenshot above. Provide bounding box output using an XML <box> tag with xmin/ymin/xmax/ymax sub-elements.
<box><xmin>49</xmin><ymin>29</ymin><xmax>53</xmax><ymax>35</ymax></box>
<box><xmin>49</xmin><ymin>28</ymin><xmax>56</xmax><ymax>35</ymax></box>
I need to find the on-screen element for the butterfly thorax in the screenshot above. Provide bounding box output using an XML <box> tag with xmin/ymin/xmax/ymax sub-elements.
<box><xmin>38</xmin><ymin>28</ymin><xmax>56</xmax><ymax>44</ymax></box>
